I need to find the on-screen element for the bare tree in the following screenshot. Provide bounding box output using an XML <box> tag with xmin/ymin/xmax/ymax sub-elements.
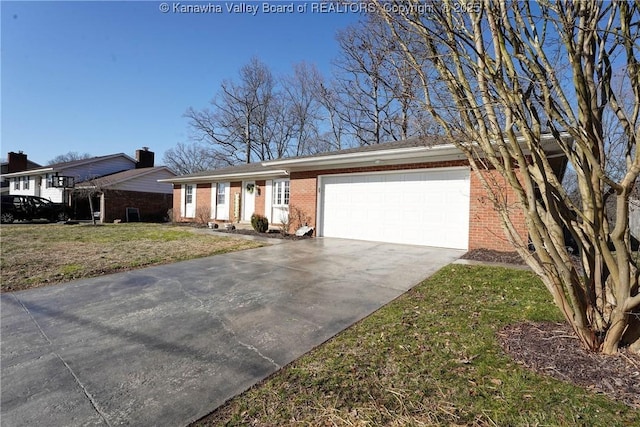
<box><xmin>335</xmin><ymin>21</ymin><xmax>394</xmax><ymax>145</ymax></box>
<box><xmin>73</xmin><ymin>175</ymin><xmax>116</xmax><ymax>226</ymax></box>
<box><xmin>281</xmin><ymin>62</ymin><xmax>323</xmax><ymax>156</ymax></box>
<box><xmin>162</xmin><ymin>142</ymin><xmax>221</xmax><ymax>175</ymax></box>
<box><xmin>334</xmin><ymin>16</ymin><xmax>440</xmax><ymax>145</ymax></box>
<box><xmin>373</xmin><ymin>0</ymin><xmax>640</xmax><ymax>354</ymax></box>
<box><xmin>48</xmin><ymin>152</ymin><xmax>92</xmax><ymax>165</ymax></box>
<box><xmin>314</xmin><ymin>79</ymin><xmax>348</xmax><ymax>151</ymax></box>
<box><xmin>185</xmin><ymin>57</ymin><xmax>278</xmax><ymax>164</ymax></box>
<box><xmin>185</xmin><ymin>58</ymin><xmax>330</xmax><ymax>164</ymax></box>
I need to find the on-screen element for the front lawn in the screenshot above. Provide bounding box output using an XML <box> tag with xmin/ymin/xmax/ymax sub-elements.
<box><xmin>195</xmin><ymin>265</ymin><xmax>638</xmax><ymax>426</ymax></box>
<box><xmin>0</xmin><ymin>223</ymin><xmax>263</xmax><ymax>292</ymax></box>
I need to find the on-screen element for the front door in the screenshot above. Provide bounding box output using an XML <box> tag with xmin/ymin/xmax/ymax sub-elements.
<box><xmin>242</xmin><ymin>181</ymin><xmax>256</xmax><ymax>222</ymax></box>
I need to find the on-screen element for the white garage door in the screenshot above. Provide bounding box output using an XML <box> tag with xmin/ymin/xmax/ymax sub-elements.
<box><xmin>319</xmin><ymin>168</ymin><xmax>470</xmax><ymax>249</ymax></box>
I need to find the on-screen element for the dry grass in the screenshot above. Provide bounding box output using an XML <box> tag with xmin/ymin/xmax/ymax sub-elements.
<box><xmin>193</xmin><ymin>265</ymin><xmax>638</xmax><ymax>427</ymax></box>
<box><xmin>0</xmin><ymin>223</ymin><xmax>263</xmax><ymax>292</ymax></box>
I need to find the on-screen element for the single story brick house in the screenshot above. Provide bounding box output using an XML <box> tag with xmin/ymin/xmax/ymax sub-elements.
<box><xmin>161</xmin><ymin>137</ymin><xmax>567</xmax><ymax>251</ymax></box>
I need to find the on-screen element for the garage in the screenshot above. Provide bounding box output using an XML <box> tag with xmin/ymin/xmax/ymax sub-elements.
<box><xmin>318</xmin><ymin>168</ymin><xmax>471</xmax><ymax>249</ymax></box>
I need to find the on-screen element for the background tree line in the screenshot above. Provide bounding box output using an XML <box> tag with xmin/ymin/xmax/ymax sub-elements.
<box><xmin>163</xmin><ymin>16</ymin><xmax>437</xmax><ymax>174</ymax></box>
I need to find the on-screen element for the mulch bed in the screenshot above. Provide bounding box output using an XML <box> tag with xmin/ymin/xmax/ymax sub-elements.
<box><xmin>215</xmin><ymin>227</ymin><xmax>312</xmax><ymax>240</ymax></box>
<box><xmin>464</xmin><ymin>248</ymin><xmax>640</xmax><ymax>408</ymax></box>
<box><xmin>462</xmin><ymin>249</ymin><xmax>640</xmax><ymax>408</ymax></box>
<box><xmin>461</xmin><ymin>248</ymin><xmax>527</xmax><ymax>265</ymax></box>
<box><xmin>498</xmin><ymin>321</ymin><xmax>640</xmax><ymax>408</ymax></box>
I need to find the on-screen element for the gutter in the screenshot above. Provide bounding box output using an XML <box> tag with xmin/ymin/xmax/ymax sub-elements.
<box><xmin>158</xmin><ymin>169</ymin><xmax>290</xmax><ymax>184</ymax></box>
<box><xmin>1</xmin><ymin>167</ymin><xmax>55</xmax><ymax>178</ymax></box>
<box><xmin>261</xmin><ymin>144</ymin><xmax>463</xmax><ymax>168</ymax></box>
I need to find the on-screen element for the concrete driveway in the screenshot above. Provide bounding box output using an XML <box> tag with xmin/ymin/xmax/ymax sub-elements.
<box><xmin>1</xmin><ymin>238</ymin><xmax>463</xmax><ymax>426</ymax></box>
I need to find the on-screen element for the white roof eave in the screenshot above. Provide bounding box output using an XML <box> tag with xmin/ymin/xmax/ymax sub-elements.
<box><xmin>261</xmin><ymin>145</ymin><xmax>463</xmax><ymax>169</ymax></box>
<box><xmin>1</xmin><ymin>167</ymin><xmax>55</xmax><ymax>178</ymax></box>
<box><xmin>159</xmin><ymin>133</ymin><xmax>571</xmax><ymax>183</ymax></box>
<box><xmin>158</xmin><ymin>169</ymin><xmax>290</xmax><ymax>184</ymax></box>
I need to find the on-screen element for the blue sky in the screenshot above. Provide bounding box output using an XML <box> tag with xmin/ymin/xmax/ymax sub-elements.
<box><xmin>1</xmin><ymin>1</ymin><xmax>360</xmax><ymax>165</ymax></box>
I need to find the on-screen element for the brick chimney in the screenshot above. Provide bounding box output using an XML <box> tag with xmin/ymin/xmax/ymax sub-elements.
<box><xmin>135</xmin><ymin>147</ymin><xmax>154</xmax><ymax>169</ymax></box>
<box><xmin>8</xmin><ymin>151</ymin><xmax>28</xmax><ymax>173</ymax></box>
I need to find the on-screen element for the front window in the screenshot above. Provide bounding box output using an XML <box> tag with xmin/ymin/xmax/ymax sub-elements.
<box><xmin>13</xmin><ymin>179</ymin><xmax>19</xmax><ymax>190</ymax></box>
<box><xmin>217</xmin><ymin>184</ymin><xmax>226</xmax><ymax>205</ymax></box>
<box><xmin>185</xmin><ymin>185</ymin><xmax>193</xmax><ymax>204</ymax></box>
<box><xmin>273</xmin><ymin>180</ymin><xmax>290</xmax><ymax>206</ymax></box>
<box><xmin>23</xmin><ymin>176</ymin><xmax>29</xmax><ymax>190</ymax></box>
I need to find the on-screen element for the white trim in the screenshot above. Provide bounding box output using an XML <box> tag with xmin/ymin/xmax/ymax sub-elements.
<box><xmin>263</xmin><ymin>132</ymin><xmax>571</xmax><ymax>170</ymax></box>
<box><xmin>265</xmin><ymin>145</ymin><xmax>461</xmax><ymax>169</ymax></box>
<box><xmin>265</xmin><ymin>179</ymin><xmax>273</xmax><ymax>224</ymax></box>
<box><xmin>180</xmin><ymin>184</ymin><xmax>186</xmax><ymax>218</ymax></box>
<box><xmin>158</xmin><ymin>133</ymin><xmax>571</xmax><ymax>184</ymax></box>
<box><xmin>191</xmin><ymin>184</ymin><xmax>197</xmax><ymax>218</ymax></box>
<box><xmin>99</xmin><ymin>193</ymin><xmax>106</xmax><ymax>223</ymax></box>
<box><xmin>4</xmin><ymin>167</ymin><xmax>54</xmax><ymax>178</ymax></box>
<box><xmin>210</xmin><ymin>182</ymin><xmax>217</xmax><ymax>220</ymax></box>
<box><xmin>319</xmin><ymin>165</ymin><xmax>468</xmax><ymax>180</ymax></box>
<box><xmin>159</xmin><ymin>169</ymin><xmax>289</xmax><ymax>184</ymax></box>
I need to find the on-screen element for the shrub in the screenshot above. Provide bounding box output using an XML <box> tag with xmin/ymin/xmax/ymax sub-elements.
<box><xmin>196</xmin><ymin>206</ymin><xmax>211</xmax><ymax>225</ymax></box>
<box><xmin>280</xmin><ymin>205</ymin><xmax>311</xmax><ymax>235</ymax></box>
<box><xmin>251</xmin><ymin>213</ymin><xmax>269</xmax><ymax>233</ymax></box>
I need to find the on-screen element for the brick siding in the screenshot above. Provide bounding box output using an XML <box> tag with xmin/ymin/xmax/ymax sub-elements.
<box><xmin>289</xmin><ymin>175</ymin><xmax>318</xmax><ymax>230</ymax></box>
<box><xmin>468</xmin><ymin>169</ymin><xmax>528</xmax><ymax>251</ymax></box>
<box><xmin>195</xmin><ymin>183</ymin><xmax>212</xmax><ymax>223</ymax></box>
<box><xmin>103</xmin><ymin>190</ymin><xmax>172</xmax><ymax>223</ymax></box>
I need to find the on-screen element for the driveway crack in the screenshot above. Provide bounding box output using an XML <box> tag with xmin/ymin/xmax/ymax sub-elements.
<box><xmin>237</xmin><ymin>340</ymin><xmax>280</xmax><ymax>369</ymax></box>
<box><xmin>219</xmin><ymin>319</ymin><xmax>280</xmax><ymax>369</ymax></box>
<box><xmin>11</xmin><ymin>293</ymin><xmax>113</xmax><ymax>427</ymax></box>
<box><xmin>173</xmin><ymin>281</ymin><xmax>280</xmax><ymax>369</ymax></box>
<box><xmin>175</xmin><ymin>280</ymin><xmax>206</xmax><ymax>309</ymax></box>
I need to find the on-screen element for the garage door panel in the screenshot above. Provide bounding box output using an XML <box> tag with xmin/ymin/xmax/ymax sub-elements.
<box><xmin>320</xmin><ymin>169</ymin><xmax>470</xmax><ymax>249</ymax></box>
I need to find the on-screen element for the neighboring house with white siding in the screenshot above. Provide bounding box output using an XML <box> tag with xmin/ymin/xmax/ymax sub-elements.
<box><xmin>3</xmin><ymin>153</ymin><xmax>138</xmax><ymax>203</ymax></box>
<box><xmin>1</xmin><ymin>148</ymin><xmax>175</xmax><ymax>222</ymax></box>
<box><xmin>1</xmin><ymin>152</ymin><xmax>41</xmax><ymax>195</ymax></box>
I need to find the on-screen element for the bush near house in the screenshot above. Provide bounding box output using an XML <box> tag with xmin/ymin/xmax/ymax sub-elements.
<box><xmin>251</xmin><ymin>213</ymin><xmax>269</xmax><ymax>233</ymax></box>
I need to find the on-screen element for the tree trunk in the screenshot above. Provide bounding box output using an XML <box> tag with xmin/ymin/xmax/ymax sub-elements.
<box><xmin>601</xmin><ymin>309</ymin><xmax>629</xmax><ymax>354</ymax></box>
